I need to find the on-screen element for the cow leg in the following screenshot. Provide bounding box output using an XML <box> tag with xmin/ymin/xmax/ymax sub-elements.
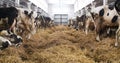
<box><xmin>93</xmin><ymin>21</ymin><xmax>96</xmax><ymax>31</ymax></box>
<box><xmin>85</xmin><ymin>19</ymin><xmax>89</xmax><ymax>35</ymax></box>
<box><xmin>107</xmin><ymin>27</ymin><xmax>110</xmax><ymax>35</ymax></box>
<box><xmin>96</xmin><ymin>26</ymin><xmax>101</xmax><ymax>41</ymax></box>
<box><xmin>96</xmin><ymin>22</ymin><xmax>101</xmax><ymax>41</ymax></box>
<box><xmin>95</xmin><ymin>19</ymin><xmax>102</xmax><ymax>42</ymax></box>
<box><xmin>115</xmin><ymin>26</ymin><xmax>120</xmax><ymax>47</ymax></box>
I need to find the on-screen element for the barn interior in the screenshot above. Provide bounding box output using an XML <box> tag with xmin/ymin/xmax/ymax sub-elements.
<box><xmin>0</xmin><ymin>0</ymin><xmax>120</xmax><ymax>63</ymax></box>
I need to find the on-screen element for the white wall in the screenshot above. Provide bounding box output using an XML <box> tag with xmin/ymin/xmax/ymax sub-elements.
<box><xmin>74</xmin><ymin>0</ymin><xmax>94</xmax><ymax>12</ymax></box>
<box><xmin>29</xmin><ymin>0</ymin><xmax>48</xmax><ymax>12</ymax></box>
<box><xmin>48</xmin><ymin>4</ymin><xmax>74</xmax><ymax>20</ymax></box>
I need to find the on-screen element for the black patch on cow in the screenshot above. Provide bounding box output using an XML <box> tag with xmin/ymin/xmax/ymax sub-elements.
<box><xmin>14</xmin><ymin>38</ymin><xmax>23</xmax><ymax>44</ymax></box>
<box><xmin>0</xmin><ymin>7</ymin><xmax>18</xmax><ymax>31</ymax></box>
<box><xmin>108</xmin><ymin>5</ymin><xmax>114</xmax><ymax>10</ymax></box>
<box><xmin>28</xmin><ymin>11</ymin><xmax>33</xmax><ymax>18</ymax></box>
<box><xmin>24</xmin><ymin>10</ymin><xmax>28</xmax><ymax>15</ymax></box>
<box><xmin>18</xmin><ymin>38</ymin><xmax>23</xmax><ymax>43</ymax></box>
<box><xmin>1</xmin><ymin>41</ymin><xmax>9</xmax><ymax>49</ymax></box>
<box><xmin>7</xmin><ymin>29</ymin><xmax>11</xmax><ymax>34</ymax></box>
<box><xmin>9</xmin><ymin>34</ymin><xmax>23</xmax><ymax>44</ymax></box>
<box><xmin>111</xmin><ymin>15</ymin><xmax>118</xmax><ymax>23</ymax></box>
<box><xmin>99</xmin><ymin>9</ymin><xmax>104</xmax><ymax>16</ymax></box>
<box><xmin>107</xmin><ymin>13</ymin><xmax>109</xmax><ymax>16</ymax></box>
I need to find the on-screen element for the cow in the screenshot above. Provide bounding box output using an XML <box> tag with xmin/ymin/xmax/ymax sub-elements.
<box><xmin>34</xmin><ymin>13</ymin><xmax>42</xmax><ymax>29</ymax></box>
<box><xmin>0</xmin><ymin>30</ymin><xmax>23</xmax><ymax>50</ymax></box>
<box><xmin>16</xmin><ymin>8</ymin><xmax>36</xmax><ymax>39</ymax></box>
<box><xmin>0</xmin><ymin>36</ymin><xmax>12</xmax><ymax>50</ymax></box>
<box><xmin>90</xmin><ymin>0</ymin><xmax>120</xmax><ymax>47</ymax></box>
<box><xmin>43</xmin><ymin>16</ymin><xmax>52</xmax><ymax>28</ymax></box>
<box><xmin>75</xmin><ymin>15</ymin><xmax>86</xmax><ymax>30</ymax></box>
<box><xmin>68</xmin><ymin>17</ymin><xmax>77</xmax><ymax>28</ymax></box>
<box><xmin>74</xmin><ymin>15</ymin><xmax>87</xmax><ymax>31</ymax></box>
<box><xmin>0</xmin><ymin>7</ymin><xmax>18</xmax><ymax>33</ymax></box>
<box><xmin>84</xmin><ymin>14</ymin><xmax>95</xmax><ymax>35</ymax></box>
<box><xmin>74</xmin><ymin>11</ymin><xmax>95</xmax><ymax>34</ymax></box>
<box><xmin>37</xmin><ymin>16</ymin><xmax>52</xmax><ymax>29</ymax></box>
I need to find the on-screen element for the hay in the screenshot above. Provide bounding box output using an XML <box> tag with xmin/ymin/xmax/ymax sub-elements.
<box><xmin>0</xmin><ymin>25</ymin><xmax>120</xmax><ymax>63</ymax></box>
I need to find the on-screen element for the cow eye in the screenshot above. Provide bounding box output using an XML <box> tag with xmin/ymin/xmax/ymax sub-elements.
<box><xmin>10</xmin><ymin>35</ymin><xmax>13</xmax><ymax>37</ymax></box>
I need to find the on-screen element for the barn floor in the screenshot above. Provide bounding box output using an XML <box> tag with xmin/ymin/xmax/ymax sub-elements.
<box><xmin>0</xmin><ymin>25</ymin><xmax>120</xmax><ymax>63</ymax></box>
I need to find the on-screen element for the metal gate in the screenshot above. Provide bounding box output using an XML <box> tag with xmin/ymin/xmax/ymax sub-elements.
<box><xmin>54</xmin><ymin>14</ymin><xmax>68</xmax><ymax>25</ymax></box>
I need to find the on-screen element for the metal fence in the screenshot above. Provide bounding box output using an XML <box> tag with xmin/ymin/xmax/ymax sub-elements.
<box><xmin>0</xmin><ymin>0</ymin><xmax>49</xmax><ymax>16</ymax></box>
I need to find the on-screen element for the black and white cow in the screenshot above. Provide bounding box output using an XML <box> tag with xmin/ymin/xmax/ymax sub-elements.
<box><xmin>0</xmin><ymin>7</ymin><xmax>18</xmax><ymax>33</ymax></box>
<box><xmin>0</xmin><ymin>36</ymin><xmax>12</xmax><ymax>50</ymax></box>
<box><xmin>68</xmin><ymin>17</ymin><xmax>77</xmax><ymax>28</ymax></box>
<box><xmin>72</xmin><ymin>15</ymin><xmax>86</xmax><ymax>31</ymax></box>
<box><xmin>75</xmin><ymin>15</ymin><xmax>86</xmax><ymax>30</ymax></box>
<box><xmin>43</xmin><ymin>16</ymin><xmax>52</xmax><ymax>28</ymax></box>
<box><xmin>35</xmin><ymin>15</ymin><xmax>52</xmax><ymax>29</ymax></box>
<box><xmin>0</xmin><ymin>30</ymin><xmax>23</xmax><ymax>50</ymax></box>
<box><xmin>16</xmin><ymin>8</ymin><xmax>36</xmax><ymax>39</ymax></box>
<box><xmin>91</xmin><ymin>0</ymin><xmax>120</xmax><ymax>47</ymax></box>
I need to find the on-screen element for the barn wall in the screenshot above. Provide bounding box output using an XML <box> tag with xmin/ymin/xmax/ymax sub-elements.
<box><xmin>29</xmin><ymin>0</ymin><xmax>48</xmax><ymax>12</ymax></box>
<box><xmin>74</xmin><ymin>0</ymin><xmax>94</xmax><ymax>13</ymax></box>
<box><xmin>48</xmin><ymin>4</ymin><xmax>74</xmax><ymax>20</ymax></box>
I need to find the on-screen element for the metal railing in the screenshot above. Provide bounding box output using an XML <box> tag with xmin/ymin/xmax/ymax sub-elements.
<box><xmin>0</xmin><ymin>0</ymin><xmax>49</xmax><ymax>16</ymax></box>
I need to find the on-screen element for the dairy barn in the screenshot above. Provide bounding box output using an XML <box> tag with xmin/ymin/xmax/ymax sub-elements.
<box><xmin>0</xmin><ymin>0</ymin><xmax>120</xmax><ymax>63</ymax></box>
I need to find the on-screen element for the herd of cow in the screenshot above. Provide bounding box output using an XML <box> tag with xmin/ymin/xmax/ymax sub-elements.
<box><xmin>0</xmin><ymin>6</ymin><xmax>54</xmax><ymax>50</ymax></box>
<box><xmin>68</xmin><ymin>0</ymin><xmax>120</xmax><ymax>47</ymax></box>
<box><xmin>0</xmin><ymin>0</ymin><xmax>120</xmax><ymax>50</ymax></box>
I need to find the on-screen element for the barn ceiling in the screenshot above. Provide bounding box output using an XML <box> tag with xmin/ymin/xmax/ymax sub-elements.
<box><xmin>47</xmin><ymin>0</ymin><xmax>76</xmax><ymax>4</ymax></box>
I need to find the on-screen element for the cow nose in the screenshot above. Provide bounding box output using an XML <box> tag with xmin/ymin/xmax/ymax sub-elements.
<box><xmin>18</xmin><ymin>38</ymin><xmax>23</xmax><ymax>42</ymax></box>
<box><xmin>76</xmin><ymin>29</ymin><xmax>79</xmax><ymax>31</ymax></box>
<box><xmin>2</xmin><ymin>41</ymin><xmax>9</xmax><ymax>49</ymax></box>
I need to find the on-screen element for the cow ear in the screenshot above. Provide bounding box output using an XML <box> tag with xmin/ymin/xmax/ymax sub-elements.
<box><xmin>28</xmin><ymin>11</ymin><xmax>33</xmax><ymax>18</ymax></box>
<box><xmin>108</xmin><ymin>5</ymin><xmax>114</xmax><ymax>10</ymax></box>
<box><xmin>99</xmin><ymin>9</ymin><xmax>104</xmax><ymax>16</ymax></box>
<box><xmin>24</xmin><ymin>10</ymin><xmax>28</xmax><ymax>16</ymax></box>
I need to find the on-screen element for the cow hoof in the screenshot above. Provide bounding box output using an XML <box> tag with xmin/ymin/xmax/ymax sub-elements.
<box><xmin>96</xmin><ymin>39</ymin><xmax>100</xmax><ymax>42</ymax></box>
<box><xmin>96</xmin><ymin>37</ymin><xmax>100</xmax><ymax>42</ymax></box>
<box><xmin>76</xmin><ymin>29</ymin><xmax>79</xmax><ymax>31</ymax></box>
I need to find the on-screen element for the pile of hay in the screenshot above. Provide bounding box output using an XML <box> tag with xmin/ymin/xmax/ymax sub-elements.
<box><xmin>0</xmin><ymin>25</ymin><xmax>120</xmax><ymax>63</ymax></box>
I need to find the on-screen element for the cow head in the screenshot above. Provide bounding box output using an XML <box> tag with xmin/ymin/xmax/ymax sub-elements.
<box><xmin>0</xmin><ymin>30</ymin><xmax>23</xmax><ymax>47</ymax></box>
<box><xmin>8</xmin><ymin>33</ymin><xmax>23</xmax><ymax>47</ymax></box>
<box><xmin>24</xmin><ymin>10</ymin><xmax>33</xmax><ymax>18</ymax></box>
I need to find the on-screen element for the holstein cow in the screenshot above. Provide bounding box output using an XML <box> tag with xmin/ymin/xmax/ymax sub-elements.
<box><xmin>84</xmin><ymin>13</ymin><xmax>95</xmax><ymax>35</ymax></box>
<box><xmin>43</xmin><ymin>16</ymin><xmax>52</xmax><ymax>28</ymax></box>
<box><xmin>91</xmin><ymin>0</ymin><xmax>120</xmax><ymax>47</ymax></box>
<box><xmin>0</xmin><ymin>30</ymin><xmax>23</xmax><ymax>50</ymax></box>
<box><xmin>0</xmin><ymin>36</ymin><xmax>12</xmax><ymax>50</ymax></box>
<box><xmin>0</xmin><ymin>7</ymin><xmax>18</xmax><ymax>33</ymax></box>
<box><xmin>83</xmin><ymin>7</ymin><xmax>96</xmax><ymax>35</ymax></box>
<box><xmin>39</xmin><ymin>16</ymin><xmax>52</xmax><ymax>28</ymax></box>
<box><xmin>75</xmin><ymin>13</ymin><xmax>95</xmax><ymax>34</ymax></box>
<box><xmin>68</xmin><ymin>17</ymin><xmax>77</xmax><ymax>28</ymax></box>
<box><xmin>34</xmin><ymin>13</ymin><xmax>42</xmax><ymax>29</ymax></box>
<box><xmin>36</xmin><ymin>15</ymin><xmax>45</xmax><ymax>29</ymax></box>
<box><xmin>75</xmin><ymin>15</ymin><xmax>86</xmax><ymax>30</ymax></box>
<box><xmin>16</xmin><ymin>8</ymin><xmax>36</xmax><ymax>39</ymax></box>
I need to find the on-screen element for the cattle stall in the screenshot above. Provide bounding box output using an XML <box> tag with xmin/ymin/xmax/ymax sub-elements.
<box><xmin>0</xmin><ymin>0</ymin><xmax>120</xmax><ymax>63</ymax></box>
